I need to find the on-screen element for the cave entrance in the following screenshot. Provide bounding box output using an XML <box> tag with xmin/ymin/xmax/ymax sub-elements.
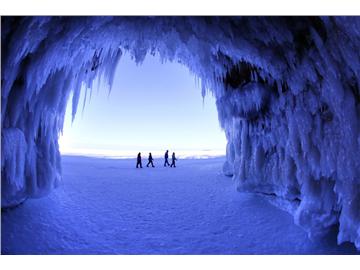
<box><xmin>58</xmin><ymin>53</ymin><xmax>227</xmax><ymax>159</ymax></box>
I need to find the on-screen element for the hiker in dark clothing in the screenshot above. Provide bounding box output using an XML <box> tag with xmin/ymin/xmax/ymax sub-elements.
<box><xmin>170</xmin><ymin>152</ymin><xmax>177</xmax><ymax>168</ymax></box>
<box><xmin>136</xmin><ymin>152</ymin><xmax>142</xmax><ymax>168</ymax></box>
<box><xmin>146</xmin><ymin>152</ymin><xmax>155</xmax><ymax>167</ymax></box>
<box><xmin>164</xmin><ymin>150</ymin><xmax>170</xmax><ymax>167</ymax></box>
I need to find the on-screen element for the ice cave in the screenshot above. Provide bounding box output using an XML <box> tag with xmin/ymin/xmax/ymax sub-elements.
<box><xmin>1</xmin><ymin>16</ymin><xmax>360</xmax><ymax>250</ymax></box>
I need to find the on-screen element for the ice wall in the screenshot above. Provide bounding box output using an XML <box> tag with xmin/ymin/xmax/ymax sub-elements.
<box><xmin>1</xmin><ymin>16</ymin><xmax>360</xmax><ymax>249</ymax></box>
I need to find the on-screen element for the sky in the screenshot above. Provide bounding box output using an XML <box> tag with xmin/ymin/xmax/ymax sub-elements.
<box><xmin>59</xmin><ymin>53</ymin><xmax>227</xmax><ymax>158</ymax></box>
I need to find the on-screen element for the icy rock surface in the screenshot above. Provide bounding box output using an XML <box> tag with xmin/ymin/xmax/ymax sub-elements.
<box><xmin>1</xmin><ymin>17</ymin><xmax>360</xmax><ymax>249</ymax></box>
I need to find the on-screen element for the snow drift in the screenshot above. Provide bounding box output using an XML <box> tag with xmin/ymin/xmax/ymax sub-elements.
<box><xmin>1</xmin><ymin>16</ymin><xmax>360</xmax><ymax>249</ymax></box>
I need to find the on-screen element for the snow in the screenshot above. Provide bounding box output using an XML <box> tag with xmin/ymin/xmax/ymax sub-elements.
<box><xmin>2</xmin><ymin>156</ymin><xmax>358</xmax><ymax>254</ymax></box>
<box><xmin>2</xmin><ymin>16</ymin><xmax>360</xmax><ymax>250</ymax></box>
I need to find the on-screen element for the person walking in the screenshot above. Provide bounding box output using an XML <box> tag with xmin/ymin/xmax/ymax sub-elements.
<box><xmin>146</xmin><ymin>152</ymin><xmax>155</xmax><ymax>167</ymax></box>
<box><xmin>170</xmin><ymin>152</ymin><xmax>177</xmax><ymax>168</ymax></box>
<box><xmin>136</xmin><ymin>152</ymin><xmax>142</xmax><ymax>168</ymax></box>
<box><xmin>164</xmin><ymin>150</ymin><xmax>170</xmax><ymax>167</ymax></box>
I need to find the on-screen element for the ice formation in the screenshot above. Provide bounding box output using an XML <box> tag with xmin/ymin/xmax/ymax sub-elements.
<box><xmin>1</xmin><ymin>17</ymin><xmax>360</xmax><ymax>249</ymax></box>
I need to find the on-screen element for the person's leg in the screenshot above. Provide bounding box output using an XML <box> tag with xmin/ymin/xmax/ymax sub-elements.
<box><xmin>151</xmin><ymin>161</ymin><xmax>154</xmax><ymax>167</ymax></box>
<box><xmin>140</xmin><ymin>162</ymin><xmax>142</xmax><ymax>168</ymax></box>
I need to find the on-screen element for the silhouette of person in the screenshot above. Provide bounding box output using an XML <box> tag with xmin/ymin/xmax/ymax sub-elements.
<box><xmin>146</xmin><ymin>152</ymin><xmax>155</xmax><ymax>167</ymax></box>
<box><xmin>164</xmin><ymin>150</ymin><xmax>170</xmax><ymax>167</ymax></box>
<box><xmin>136</xmin><ymin>152</ymin><xmax>142</xmax><ymax>168</ymax></box>
<box><xmin>170</xmin><ymin>152</ymin><xmax>177</xmax><ymax>167</ymax></box>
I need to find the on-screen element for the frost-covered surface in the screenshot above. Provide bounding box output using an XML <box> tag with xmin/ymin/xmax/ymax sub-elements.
<box><xmin>1</xmin><ymin>17</ymin><xmax>360</xmax><ymax>249</ymax></box>
<box><xmin>2</xmin><ymin>156</ymin><xmax>358</xmax><ymax>254</ymax></box>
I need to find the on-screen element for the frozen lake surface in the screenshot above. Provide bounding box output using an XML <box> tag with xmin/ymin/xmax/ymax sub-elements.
<box><xmin>2</xmin><ymin>156</ymin><xmax>358</xmax><ymax>254</ymax></box>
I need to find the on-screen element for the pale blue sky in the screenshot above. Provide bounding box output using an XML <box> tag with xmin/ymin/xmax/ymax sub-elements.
<box><xmin>59</xmin><ymin>53</ymin><xmax>226</xmax><ymax>157</ymax></box>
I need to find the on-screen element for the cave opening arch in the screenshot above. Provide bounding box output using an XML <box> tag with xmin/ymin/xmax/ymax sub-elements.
<box><xmin>2</xmin><ymin>16</ymin><xmax>360</xmax><ymax>249</ymax></box>
<box><xmin>58</xmin><ymin>52</ymin><xmax>226</xmax><ymax>159</ymax></box>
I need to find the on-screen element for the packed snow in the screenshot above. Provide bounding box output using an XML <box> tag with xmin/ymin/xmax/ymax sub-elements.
<box><xmin>2</xmin><ymin>156</ymin><xmax>358</xmax><ymax>254</ymax></box>
<box><xmin>2</xmin><ymin>17</ymin><xmax>360</xmax><ymax>250</ymax></box>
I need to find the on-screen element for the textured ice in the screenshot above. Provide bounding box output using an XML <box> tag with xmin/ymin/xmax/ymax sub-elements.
<box><xmin>3</xmin><ymin>156</ymin><xmax>358</xmax><ymax>254</ymax></box>
<box><xmin>1</xmin><ymin>16</ymin><xmax>360</xmax><ymax>249</ymax></box>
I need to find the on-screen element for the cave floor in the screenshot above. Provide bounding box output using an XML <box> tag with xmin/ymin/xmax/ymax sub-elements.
<box><xmin>1</xmin><ymin>156</ymin><xmax>358</xmax><ymax>254</ymax></box>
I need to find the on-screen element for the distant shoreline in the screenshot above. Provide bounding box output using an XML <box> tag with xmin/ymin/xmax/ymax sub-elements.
<box><xmin>61</xmin><ymin>154</ymin><xmax>226</xmax><ymax>160</ymax></box>
<box><xmin>60</xmin><ymin>148</ymin><xmax>226</xmax><ymax>160</ymax></box>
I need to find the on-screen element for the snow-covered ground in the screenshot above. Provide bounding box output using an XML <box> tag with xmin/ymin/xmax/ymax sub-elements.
<box><xmin>1</xmin><ymin>156</ymin><xmax>358</xmax><ymax>254</ymax></box>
